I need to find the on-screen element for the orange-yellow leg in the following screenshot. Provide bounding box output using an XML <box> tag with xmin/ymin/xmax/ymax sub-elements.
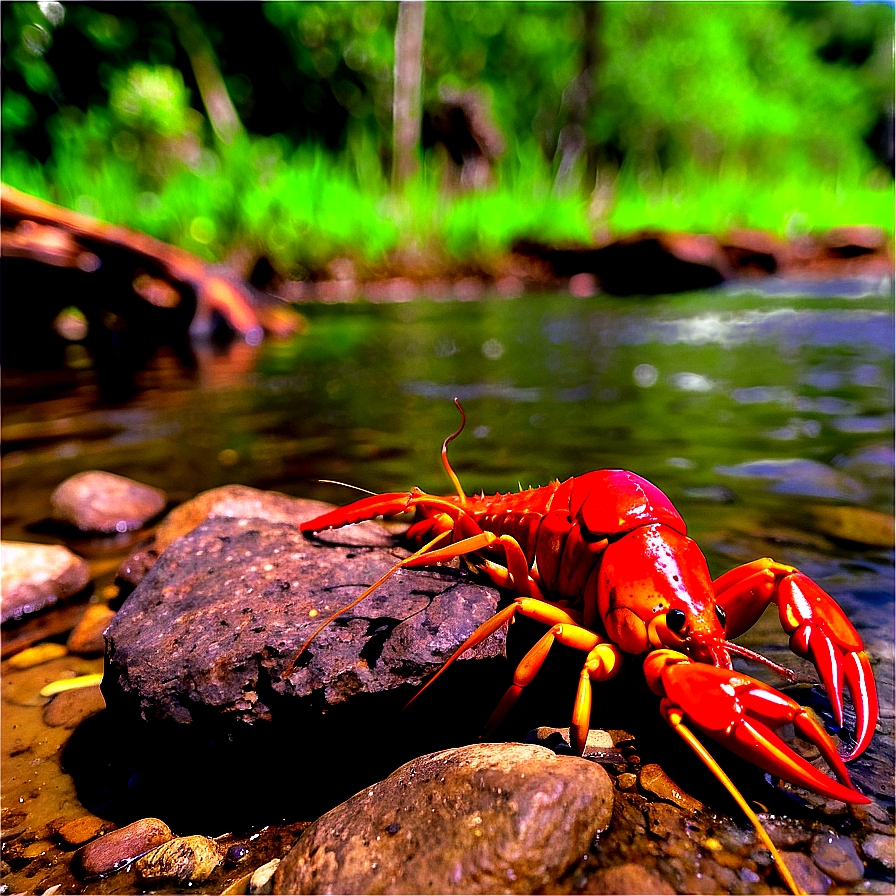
<box><xmin>660</xmin><ymin>701</ymin><xmax>805</xmax><ymax>896</ymax></box>
<box><xmin>482</xmin><ymin>620</ymin><xmax>623</xmax><ymax>755</ymax></box>
<box><xmin>401</xmin><ymin>530</ymin><xmax>546</xmax><ymax>601</ymax></box>
<box><xmin>405</xmin><ymin>597</ymin><xmax>583</xmax><ymax>710</ymax></box>
<box><xmin>646</xmin><ymin>647</ymin><xmax>873</xmax><ymax>896</ymax></box>
<box><xmin>713</xmin><ymin>558</ymin><xmax>878</xmax><ymax>759</ymax></box>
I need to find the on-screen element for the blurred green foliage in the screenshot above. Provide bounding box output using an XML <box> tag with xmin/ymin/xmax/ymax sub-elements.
<box><xmin>2</xmin><ymin>1</ymin><xmax>893</xmax><ymax>274</ymax></box>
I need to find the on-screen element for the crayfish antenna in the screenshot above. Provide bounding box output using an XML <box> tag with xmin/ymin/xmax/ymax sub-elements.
<box><xmin>724</xmin><ymin>641</ymin><xmax>801</xmax><ymax>683</ymax></box>
<box><xmin>442</xmin><ymin>398</ymin><xmax>468</xmax><ymax>501</ymax></box>
<box><xmin>316</xmin><ymin>479</ymin><xmax>378</xmax><ymax>496</ymax></box>
<box><xmin>283</xmin><ymin>531</ymin><xmax>451</xmax><ymax>678</ymax></box>
<box><xmin>662</xmin><ymin>706</ymin><xmax>805</xmax><ymax>896</ymax></box>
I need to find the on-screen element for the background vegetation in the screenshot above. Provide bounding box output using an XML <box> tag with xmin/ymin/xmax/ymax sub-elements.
<box><xmin>3</xmin><ymin>1</ymin><xmax>893</xmax><ymax>277</ymax></box>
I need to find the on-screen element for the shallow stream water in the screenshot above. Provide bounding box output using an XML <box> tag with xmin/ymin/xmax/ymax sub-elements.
<box><xmin>2</xmin><ymin>284</ymin><xmax>894</xmax><ymax>893</ymax></box>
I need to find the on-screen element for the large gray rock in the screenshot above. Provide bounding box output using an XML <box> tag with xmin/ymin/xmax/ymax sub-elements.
<box><xmin>104</xmin><ymin>501</ymin><xmax>506</xmax><ymax>726</ymax></box>
<box><xmin>273</xmin><ymin>742</ymin><xmax>614</xmax><ymax>895</ymax></box>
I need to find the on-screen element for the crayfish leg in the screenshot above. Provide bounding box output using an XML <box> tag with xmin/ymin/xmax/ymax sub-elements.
<box><xmin>660</xmin><ymin>700</ymin><xmax>805</xmax><ymax>896</ymax></box>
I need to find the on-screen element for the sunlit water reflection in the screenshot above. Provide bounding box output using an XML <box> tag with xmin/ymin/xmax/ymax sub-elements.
<box><xmin>1</xmin><ymin>285</ymin><xmax>893</xmax><ymax>886</ymax></box>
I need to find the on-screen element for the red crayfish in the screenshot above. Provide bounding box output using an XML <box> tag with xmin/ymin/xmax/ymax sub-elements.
<box><xmin>291</xmin><ymin>403</ymin><xmax>878</xmax><ymax>895</ymax></box>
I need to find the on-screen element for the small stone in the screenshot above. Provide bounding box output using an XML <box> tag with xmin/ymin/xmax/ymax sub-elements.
<box><xmin>779</xmin><ymin>851</ymin><xmax>831</xmax><ymax>895</ymax></box>
<box><xmin>862</xmin><ymin>833</ymin><xmax>895</xmax><ymax>871</ymax></box>
<box><xmin>0</xmin><ymin>541</ymin><xmax>90</xmax><ymax>622</ymax></box>
<box><xmin>249</xmin><ymin>858</ymin><xmax>280</xmax><ymax>895</ymax></box>
<box><xmin>7</xmin><ymin>642</ymin><xmax>69</xmax><ymax>669</ymax></box>
<box><xmin>51</xmin><ymin>471</ymin><xmax>167</xmax><ymax>534</ymax></box>
<box><xmin>587</xmin><ymin>862</ymin><xmax>676</xmax><ymax>894</ymax></box>
<box><xmin>66</xmin><ymin>604</ymin><xmax>116</xmax><ymax>655</ymax></box>
<box><xmin>226</xmin><ymin>844</ymin><xmax>250</xmax><ymax>864</ymax></box>
<box><xmin>850</xmin><ymin>801</ymin><xmax>895</xmax><ymax>835</ymax></box>
<box><xmin>810</xmin><ymin>832</ymin><xmax>865</xmax><ymax>884</ymax></box>
<box><xmin>762</xmin><ymin>816</ymin><xmax>814</xmax><ymax>849</ymax></box>
<box><xmin>39</xmin><ymin>672</ymin><xmax>104</xmax><ymax>697</ymax></box>
<box><xmin>616</xmin><ymin>772</ymin><xmax>637</xmax><ymax>791</ymax></box>
<box><xmin>54</xmin><ymin>815</ymin><xmax>108</xmax><ymax>847</ymax></box>
<box><xmin>524</xmin><ymin>726</ymin><xmax>621</xmax><ymax>761</ymax></box>
<box><xmin>639</xmin><ymin>763</ymin><xmax>704</xmax><ymax>812</ymax></box>
<box><xmin>135</xmin><ymin>835</ymin><xmax>223</xmax><ymax>885</ymax></box>
<box><xmin>73</xmin><ymin>817</ymin><xmax>173</xmax><ymax>878</ymax></box>
<box><xmin>43</xmin><ymin>684</ymin><xmax>106</xmax><ymax>728</ymax></box>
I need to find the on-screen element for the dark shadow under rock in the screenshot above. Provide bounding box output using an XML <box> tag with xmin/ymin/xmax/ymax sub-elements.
<box><xmin>92</xmin><ymin>514</ymin><xmax>511</xmax><ymax>828</ymax></box>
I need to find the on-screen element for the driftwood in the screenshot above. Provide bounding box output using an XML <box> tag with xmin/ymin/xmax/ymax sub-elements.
<box><xmin>1</xmin><ymin>184</ymin><xmax>301</xmax><ymax>340</ymax></box>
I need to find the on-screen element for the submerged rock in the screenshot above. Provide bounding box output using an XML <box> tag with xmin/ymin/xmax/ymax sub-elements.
<box><xmin>104</xmin><ymin>502</ymin><xmax>505</xmax><ymax>726</ymax></box>
<box><xmin>714</xmin><ymin>458</ymin><xmax>868</xmax><ymax>502</ymax></box>
<box><xmin>0</xmin><ymin>541</ymin><xmax>90</xmax><ymax>622</ymax></box>
<box><xmin>809</xmin><ymin>832</ymin><xmax>865</xmax><ymax>884</ymax></box>
<box><xmin>43</xmin><ymin>684</ymin><xmax>106</xmax><ymax>728</ymax></box>
<box><xmin>66</xmin><ymin>603</ymin><xmax>116</xmax><ymax>655</ymax></box>
<box><xmin>51</xmin><ymin>470</ymin><xmax>166</xmax><ymax>534</ymax></box>
<box><xmin>273</xmin><ymin>742</ymin><xmax>614</xmax><ymax>894</ymax></box>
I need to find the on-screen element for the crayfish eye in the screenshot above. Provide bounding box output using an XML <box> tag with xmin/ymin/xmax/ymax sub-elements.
<box><xmin>666</xmin><ymin>608</ymin><xmax>687</xmax><ymax>632</ymax></box>
<box><xmin>715</xmin><ymin>604</ymin><xmax>727</xmax><ymax>629</ymax></box>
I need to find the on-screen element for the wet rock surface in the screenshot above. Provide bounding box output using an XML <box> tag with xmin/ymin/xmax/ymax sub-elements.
<box><xmin>104</xmin><ymin>502</ymin><xmax>506</xmax><ymax>726</ymax></box>
<box><xmin>50</xmin><ymin>471</ymin><xmax>167</xmax><ymax>534</ymax></box>
<box><xmin>116</xmin><ymin>484</ymin><xmax>328</xmax><ymax>590</ymax></box>
<box><xmin>273</xmin><ymin>742</ymin><xmax>615</xmax><ymax>895</ymax></box>
<box><xmin>134</xmin><ymin>834</ymin><xmax>223</xmax><ymax>884</ymax></box>
<box><xmin>72</xmin><ymin>816</ymin><xmax>173</xmax><ymax>878</ymax></box>
<box><xmin>0</xmin><ymin>541</ymin><xmax>90</xmax><ymax>622</ymax></box>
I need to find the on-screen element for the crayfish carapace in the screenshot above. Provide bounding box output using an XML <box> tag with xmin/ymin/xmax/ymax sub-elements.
<box><xmin>289</xmin><ymin>402</ymin><xmax>878</xmax><ymax>896</ymax></box>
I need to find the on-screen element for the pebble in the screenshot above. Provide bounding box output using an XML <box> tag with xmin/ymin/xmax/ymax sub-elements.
<box><xmin>850</xmin><ymin>801</ymin><xmax>895</xmax><ymax>835</ymax></box>
<box><xmin>135</xmin><ymin>834</ymin><xmax>223</xmax><ymax>885</ymax></box>
<box><xmin>861</xmin><ymin>833</ymin><xmax>895</xmax><ymax>872</ymax></box>
<box><xmin>0</xmin><ymin>541</ymin><xmax>90</xmax><ymax>622</ymax></box>
<box><xmin>616</xmin><ymin>772</ymin><xmax>637</xmax><ymax>791</ymax></box>
<box><xmin>810</xmin><ymin>832</ymin><xmax>865</xmax><ymax>884</ymax></box>
<box><xmin>43</xmin><ymin>684</ymin><xmax>106</xmax><ymax>728</ymax></box>
<box><xmin>54</xmin><ymin>815</ymin><xmax>109</xmax><ymax>847</ymax></box>
<box><xmin>51</xmin><ymin>470</ymin><xmax>166</xmax><ymax>533</ymax></box>
<box><xmin>780</xmin><ymin>851</ymin><xmax>832</xmax><ymax>895</ymax></box>
<box><xmin>639</xmin><ymin>762</ymin><xmax>704</xmax><ymax>812</ymax></box>
<box><xmin>587</xmin><ymin>862</ymin><xmax>676</xmax><ymax>894</ymax></box>
<box><xmin>39</xmin><ymin>672</ymin><xmax>104</xmax><ymax>697</ymax></box>
<box><xmin>73</xmin><ymin>817</ymin><xmax>173</xmax><ymax>878</ymax></box>
<box><xmin>66</xmin><ymin>604</ymin><xmax>116</xmax><ymax>654</ymax></box>
<box><xmin>7</xmin><ymin>642</ymin><xmax>69</xmax><ymax>669</ymax></box>
<box><xmin>249</xmin><ymin>858</ymin><xmax>280</xmax><ymax>894</ymax></box>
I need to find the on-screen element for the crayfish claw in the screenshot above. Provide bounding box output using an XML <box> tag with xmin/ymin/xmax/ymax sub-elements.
<box><xmin>778</xmin><ymin>572</ymin><xmax>879</xmax><ymax>761</ymax></box>
<box><xmin>646</xmin><ymin>649</ymin><xmax>869</xmax><ymax>805</ymax></box>
<box><xmin>842</xmin><ymin>649</ymin><xmax>878</xmax><ymax>761</ymax></box>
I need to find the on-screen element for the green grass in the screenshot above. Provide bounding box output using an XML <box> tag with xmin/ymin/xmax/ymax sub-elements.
<box><xmin>2</xmin><ymin>126</ymin><xmax>892</xmax><ymax>277</ymax></box>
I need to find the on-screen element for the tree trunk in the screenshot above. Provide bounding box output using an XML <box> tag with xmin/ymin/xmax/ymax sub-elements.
<box><xmin>555</xmin><ymin>2</ymin><xmax>602</xmax><ymax>194</ymax></box>
<box><xmin>392</xmin><ymin>1</ymin><xmax>426</xmax><ymax>189</ymax></box>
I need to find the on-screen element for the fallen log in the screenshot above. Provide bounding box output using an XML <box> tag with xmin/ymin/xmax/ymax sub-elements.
<box><xmin>1</xmin><ymin>184</ymin><xmax>302</xmax><ymax>341</ymax></box>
